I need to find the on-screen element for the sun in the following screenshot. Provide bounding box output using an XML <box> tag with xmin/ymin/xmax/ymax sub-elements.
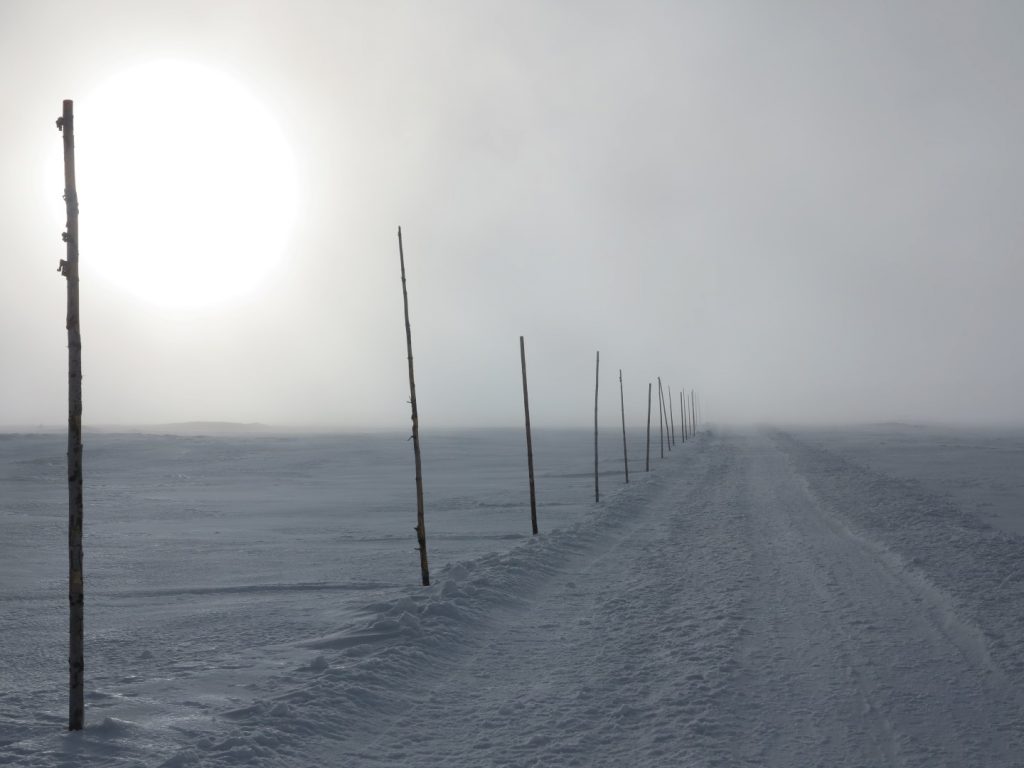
<box><xmin>72</xmin><ymin>60</ymin><xmax>298</xmax><ymax>308</ymax></box>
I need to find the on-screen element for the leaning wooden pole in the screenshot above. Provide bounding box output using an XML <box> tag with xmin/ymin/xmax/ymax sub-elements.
<box><xmin>58</xmin><ymin>100</ymin><xmax>84</xmax><ymax>732</ymax></box>
<box><xmin>520</xmin><ymin>336</ymin><xmax>538</xmax><ymax>535</ymax></box>
<box><xmin>680</xmin><ymin>389</ymin><xmax>687</xmax><ymax>442</ymax></box>
<box><xmin>594</xmin><ymin>351</ymin><xmax>600</xmax><ymax>503</ymax></box>
<box><xmin>657</xmin><ymin>377</ymin><xmax>665</xmax><ymax>459</ymax></box>
<box><xmin>645</xmin><ymin>382</ymin><xmax>652</xmax><ymax>472</ymax></box>
<box><xmin>398</xmin><ymin>227</ymin><xmax>430</xmax><ymax>587</ymax></box>
<box><xmin>668</xmin><ymin>385</ymin><xmax>676</xmax><ymax>447</ymax></box>
<box><xmin>663</xmin><ymin>378</ymin><xmax>671</xmax><ymax>450</ymax></box>
<box><xmin>619</xmin><ymin>369</ymin><xmax>629</xmax><ymax>483</ymax></box>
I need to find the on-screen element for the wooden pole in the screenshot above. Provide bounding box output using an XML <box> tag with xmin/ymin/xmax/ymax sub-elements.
<box><xmin>398</xmin><ymin>227</ymin><xmax>430</xmax><ymax>587</ymax></box>
<box><xmin>657</xmin><ymin>377</ymin><xmax>665</xmax><ymax>459</ymax></box>
<box><xmin>645</xmin><ymin>382</ymin><xmax>652</xmax><ymax>472</ymax></box>
<box><xmin>691</xmin><ymin>389</ymin><xmax>697</xmax><ymax>434</ymax></box>
<box><xmin>594</xmin><ymin>351</ymin><xmax>600</xmax><ymax>503</ymax></box>
<box><xmin>58</xmin><ymin>100</ymin><xmax>84</xmax><ymax>732</ymax></box>
<box><xmin>680</xmin><ymin>389</ymin><xmax>687</xmax><ymax>442</ymax></box>
<box><xmin>668</xmin><ymin>385</ymin><xmax>676</xmax><ymax>447</ymax></box>
<box><xmin>619</xmin><ymin>369</ymin><xmax>628</xmax><ymax>483</ymax></box>
<box><xmin>520</xmin><ymin>336</ymin><xmax>538</xmax><ymax>535</ymax></box>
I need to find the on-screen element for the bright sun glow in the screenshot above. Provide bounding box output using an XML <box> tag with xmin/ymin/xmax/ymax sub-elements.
<box><xmin>72</xmin><ymin>60</ymin><xmax>298</xmax><ymax>308</ymax></box>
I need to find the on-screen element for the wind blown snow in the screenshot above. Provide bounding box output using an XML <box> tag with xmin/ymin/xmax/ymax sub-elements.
<box><xmin>3</xmin><ymin>425</ymin><xmax>1024</xmax><ymax>766</ymax></box>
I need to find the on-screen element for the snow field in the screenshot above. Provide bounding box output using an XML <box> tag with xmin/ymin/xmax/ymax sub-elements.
<box><xmin>3</xmin><ymin>425</ymin><xmax>1024</xmax><ymax>766</ymax></box>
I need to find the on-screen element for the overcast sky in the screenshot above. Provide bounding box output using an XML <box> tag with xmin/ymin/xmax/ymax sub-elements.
<box><xmin>2</xmin><ymin>1</ymin><xmax>1023</xmax><ymax>429</ymax></box>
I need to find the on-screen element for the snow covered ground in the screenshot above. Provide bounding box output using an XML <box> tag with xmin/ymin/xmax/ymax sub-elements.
<box><xmin>2</xmin><ymin>425</ymin><xmax>1024</xmax><ymax>766</ymax></box>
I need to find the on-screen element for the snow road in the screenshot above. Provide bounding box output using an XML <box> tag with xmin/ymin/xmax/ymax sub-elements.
<box><xmin>309</xmin><ymin>429</ymin><xmax>1021</xmax><ymax>768</ymax></box>
<box><xmin>4</xmin><ymin>427</ymin><xmax>1024</xmax><ymax>766</ymax></box>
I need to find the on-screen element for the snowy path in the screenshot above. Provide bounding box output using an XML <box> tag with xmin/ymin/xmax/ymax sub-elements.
<box><xmin>171</xmin><ymin>430</ymin><xmax>1024</xmax><ymax>767</ymax></box>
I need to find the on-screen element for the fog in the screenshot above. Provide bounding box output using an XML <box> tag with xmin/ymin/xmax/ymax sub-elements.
<box><xmin>2</xmin><ymin>1</ymin><xmax>1022</xmax><ymax>429</ymax></box>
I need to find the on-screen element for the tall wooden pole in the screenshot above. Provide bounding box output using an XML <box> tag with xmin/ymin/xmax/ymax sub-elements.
<box><xmin>645</xmin><ymin>382</ymin><xmax>652</xmax><ymax>472</ymax></box>
<box><xmin>58</xmin><ymin>100</ymin><xmax>84</xmax><ymax>732</ymax></box>
<box><xmin>680</xmin><ymin>389</ymin><xmax>687</xmax><ymax>442</ymax></box>
<box><xmin>657</xmin><ymin>377</ymin><xmax>665</xmax><ymax>459</ymax></box>
<box><xmin>398</xmin><ymin>227</ymin><xmax>429</xmax><ymax>587</ymax></box>
<box><xmin>619</xmin><ymin>369</ymin><xmax>629</xmax><ymax>483</ymax></box>
<box><xmin>520</xmin><ymin>336</ymin><xmax>538</xmax><ymax>535</ymax></box>
<box><xmin>668</xmin><ymin>385</ymin><xmax>676</xmax><ymax>447</ymax></box>
<box><xmin>691</xmin><ymin>389</ymin><xmax>697</xmax><ymax>434</ymax></box>
<box><xmin>594</xmin><ymin>351</ymin><xmax>600</xmax><ymax>503</ymax></box>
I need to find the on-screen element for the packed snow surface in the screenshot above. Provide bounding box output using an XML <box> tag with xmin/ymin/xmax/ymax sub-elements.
<box><xmin>3</xmin><ymin>425</ymin><xmax>1024</xmax><ymax>766</ymax></box>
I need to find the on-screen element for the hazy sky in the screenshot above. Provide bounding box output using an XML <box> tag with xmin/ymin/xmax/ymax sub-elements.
<box><xmin>2</xmin><ymin>1</ymin><xmax>1023</xmax><ymax>429</ymax></box>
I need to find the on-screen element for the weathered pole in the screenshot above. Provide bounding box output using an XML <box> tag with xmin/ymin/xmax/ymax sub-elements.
<box><xmin>657</xmin><ymin>377</ymin><xmax>665</xmax><ymax>459</ymax></box>
<box><xmin>619</xmin><ymin>369</ymin><xmax>629</xmax><ymax>483</ymax></box>
<box><xmin>398</xmin><ymin>227</ymin><xmax>430</xmax><ymax>586</ymax></box>
<box><xmin>691</xmin><ymin>389</ymin><xmax>697</xmax><ymax>434</ymax></box>
<box><xmin>680</xmin><ymin>389</ymin><xmax>687</xmax><ymax>442</ymax></box>
<box><xmin>645</xmin><ymin>382</ymin><xmax>652</xmax><ymax>472</ymax></box>
<box><xmin>668</xmin><ymin>384</ymin><xmax>676</xmax><ymax>447</ymax></box>
<box><xmin>594</xmin><ymin>351</ymin><xmax>600</xmax><ymax>503</ymax></box>
<box><xmin>520</xmin><ymin>336</ymin><xmax>538</xmax><ymax>535</ymax></box>
<box><xmin>58</xmin><ymin>100</ymin><xmax>84</xmax><ymax>732</ymax></box>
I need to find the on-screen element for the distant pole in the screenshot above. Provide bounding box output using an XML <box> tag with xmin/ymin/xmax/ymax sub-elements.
<box><xmin>619</xmin><ymin>369</ymin><xmax>629</xmax><ymax>483</ymax></box>
<box><xmin>520</xmin><ymin>336</ymin><xmax>538</xmax><ymax>535</ymax></box>
<box><xmin>594</xmin><ymin>351</ymin><xmax>600</xmax><ymax>503</ymax></box>
<box><xmin>657</xmin><ymin>377</ymin><xmax>665</xmax><ymax>459</ymax></box>
<box><xmin>680</xmin><ymin>389</ymin><xmax>687</xmax><ymax>442</ymax></box>
<box><xmin>668</xmin><ymin>385</ymin><xmax>676</xmax><ymax>447</ymax></box>
<box><xmin>58</xmin><ymin>99</ymin><xmax>84</xmax><ymax>732</ymax></box>
<box><xmin>691</xmin><ymin>389</ymin><xmax>697</xmax><ymax>434</ymax></box>
<box><xmin>398</xmin><ymin>227</ymin><xmax>430</xmax><ymax>587</ymax></box>
<box><xmin>645</xmin><ymin>382</ymin><xmax>652</xmax><ymax>472</ymax></box>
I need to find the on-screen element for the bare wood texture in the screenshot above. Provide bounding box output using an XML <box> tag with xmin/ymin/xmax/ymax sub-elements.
<box><xmin>58</xmin><ymin>100</ymin><xmax>84</xmax><ymax>732</ymax></box>
<box><xmin>520</xmin><ymin>337</ymin><xmax>538</xmax><ymax>534</ymax></box>
<box><xmin>398</xmin><ymin>227</ymin><xmax>430</xmax><ymax>586</ymax></box>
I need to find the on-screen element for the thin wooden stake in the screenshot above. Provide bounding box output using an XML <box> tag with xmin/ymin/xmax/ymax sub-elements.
<box><xmin>668</xmin><ymin>384</ymin><xmax>676</xmax><ymax>447</ymax></box>
<box><xmin>619</xmin><ymin>369</ymin><xmax>629</xmax><ymax>483</ymax></box>
<box><xmin>645</xmin><ymin>382</ymin><xmax>652</xmax><ymax>472</ymax></box>
<box><xmin>657</xmin><ymin>377</ymin><xmax>665</xmax><ymax>459</ymax></box>
<box><xmin>520</xmin><ymin>336</ymin><xmax>538</xmax><ymax>535</ymax></box>
<box><xmin>398</xmin><ymin>227</ymin><xmax>430</xmax><ymax>587</ymax></box>
<box><xmin>594</xmin><ymin>351</ymin><xmax>600</xmax><ymax>503</ymax></box>
<box><xmin>680</xmin><ymin>389</ymin><xmax>687</xmax><ymax>442</ymax></box>
<box><xmin>58</xmin><ymin>99</ymin><xmax>84</xmax><ymax>732</ymax></box>
<box><xmin>691</xmin><ymin>389</ymin><xmax>697</xmax><ymax>434</ymax></box>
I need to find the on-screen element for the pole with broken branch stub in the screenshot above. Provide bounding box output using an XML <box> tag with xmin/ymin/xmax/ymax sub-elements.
<box><xmin>520</xmin><ymin>336</ymin><xmax>538</xmax><ymax>535</ymax></box>
<box><xmin>398</xmin><ymin>227</ymin><xmax>430</xmax><ymax>586</ymax></box>
<box><xmin>58</xmin><ymin>99</ymin><xmax>84</xmax><ymax>732</ymax></box>
<box><xmin>645</xmin><ymin>382</ymin><xmax>652</xmax><ymax>472</ymax></box>
<box><xmin>594</xmin><ymin>351</ymin><xmax>600</xmax><ymax>503</ymax></box>
<box><xmin>619</xmin><ymin>369</ymin><xmax>629</xmax><ymax>483</ymax></box>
